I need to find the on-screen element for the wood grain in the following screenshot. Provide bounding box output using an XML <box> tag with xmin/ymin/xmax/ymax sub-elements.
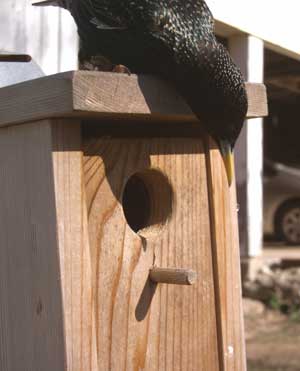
<box><xmin>0</xmin><ymin>121</ymin><xmax>66</xmax><ymax>370</ymax></box>
<box><xmin>0</xmin><ymin>71</ymin><xmax>268</xmax><ymax>128</ymax></box>
<box><xmin>83</xmin><ymin>135</ymin><xmax>220</xmax><ymax>371</ymax></box>
<box><xmin>51</xmin><ymin>120</ymin><xmax>98</xmax><ymax>371</ymax></box>
<box><xmin>205</xmin><ymin>136</ymin><xmax>247</xmax><ymax>371</ymax></box>
<box><xmin>246</xmin><ymin>82</ymin><xmax>268</xmax><ymax>117</ymax></box>
<box><xmin>0</xmin><ymin>117</ymin><xmax>248</xmax><ymax>370</ymax></box>
<box><xmin>0</xmin><ymin>119</ymin><xmax>99</xmax><ymax>371</ymax></box>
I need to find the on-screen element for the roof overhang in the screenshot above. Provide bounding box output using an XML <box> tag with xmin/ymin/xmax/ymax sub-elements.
<box><xmin>209</xmin><ymin>0</ymin><xmax>300</xmax><ymax>59</ymax></box>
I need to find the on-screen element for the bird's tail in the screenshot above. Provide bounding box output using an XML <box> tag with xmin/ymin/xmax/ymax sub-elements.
<box><xmin>218</xmin><ymin>139</ymin><xmax>234</xmax><ymax>186</ymax></box>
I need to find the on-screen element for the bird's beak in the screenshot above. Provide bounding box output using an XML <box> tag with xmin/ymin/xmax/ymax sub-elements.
<box><xmin>219</xmin><ymin>139</ymin><xmax>234</xmax><ymax>186</ymax></box>
<box><xmin>32</xmin><ymin>0</ymin><xmax>60</xmax><ymax>6</ymax></box>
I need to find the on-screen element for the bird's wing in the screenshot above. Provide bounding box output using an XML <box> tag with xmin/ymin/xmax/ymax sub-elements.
<box><xmin>87</xmin><ymin>0</ymin><xmax>215</xmax><ymax>34</ymax></box>
<box><xmin>87</xmin><ymin>2</ymin><xmax>128</xmax><ymax>30</ymax></box>
<box><xmin>139</xmin><ymin>0</ymin><xmax>215</xmax><ymax>37</ymax></box>
<box><xmin>90</xmin><ymin>17</ymin><xmax>126</xmax><ymax>30</ymax></box>
<box><xmin>90</xmin><ymin>16</ymin><xmax>126</xmax><ymax>30</ymax></box>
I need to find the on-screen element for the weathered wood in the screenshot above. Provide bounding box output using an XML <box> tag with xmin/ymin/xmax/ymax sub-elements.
<box><xmin>205</xmin><ymin>136</ymin><xmax>247</xmax><ymax>371</ymax></box>
<box><xmin>246</xmin><ymin>82</ymin><xmax>268</xmax><ymax>118</ymax></box>
<box><xmin>0</xmin><ymin>120</ymin><xmax>98</xmax><ymax>371</ymax></box>
<box><xmin>149</xmin><ymin>267</ymin><xmax>197</xmax><ymax>285</ymax></box>
<box><xmin>267</xmin><ymin>76</ymin><xmax>300</xmax><ymax>95</ymax></box>
<box><xmin>83</xmin><ymin>135</ymin><xmax>220</xmax><ymax>370</ymax></box>
<box><xmin>0</xmin><ymin>68</ymin><xmax>257</xmax><ymax>369</ymax></box>
<box><xmin>0</xmin><ymin>121</ymin><xmax>66</xmax><ymax>370</ymax></box>
<box><xmin>51</xmin><ymin>120</ymin><xmax>98</xmax><ymax>370</ymax></box>
<box><xmin>0</xmin><ymin>71</ymin><xmax>268</xmax><ymax>128</ymax></box>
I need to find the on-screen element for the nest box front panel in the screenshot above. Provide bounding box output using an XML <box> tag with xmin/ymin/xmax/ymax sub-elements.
<box><xmin>83</xmin><ymin>136</ymin><xmax>219</xmax><ymax>370</ymax></box>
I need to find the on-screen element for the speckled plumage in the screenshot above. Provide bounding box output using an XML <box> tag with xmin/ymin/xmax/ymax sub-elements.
<box><xmin>37</xmin><ymin>0</ymin><xmax>248</xmax><ymax>151</ymax></box>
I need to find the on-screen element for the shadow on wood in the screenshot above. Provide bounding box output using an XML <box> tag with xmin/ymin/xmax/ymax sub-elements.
<box><xmin>135</xmin><ymin>277</ymin><xmax>157</xmax><ymax>322</ymax></box>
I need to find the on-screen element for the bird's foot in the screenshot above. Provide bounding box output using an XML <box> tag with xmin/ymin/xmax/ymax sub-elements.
<box><xmin>78</xmin><ymin>54</ymin><xmax>131</xmax><ymax>75</ymax></box>
<box><xmin>79</xmin><ymin>55</ymin><xmax>113</xmax><ymax>72</ymax></box>
<box><xmin>112</xmin><ymin>64</ymin><xmax>131</xmax><ymax>75</ymax></box>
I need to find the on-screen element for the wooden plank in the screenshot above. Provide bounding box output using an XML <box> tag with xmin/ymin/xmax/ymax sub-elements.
<box><xmin>83</xmin><ymin>135</ymin><xmax>220</xmax><ymax>370</ymax></box>
<box><xmin>0</xmin><ymin>119</ymin><xmax>98</xmax><ymax>370</ymax></box>
<box><xmin>246</xmin><ymin>82</ymin><xmax>268</xmax><ymax>118</ymax></box>
<box><xmin>0</xmin><ymin>121</ymin><xmax>66</xmax><ymax>370</ymax></box>
<box><xmin>267</xmin><ymin>76</ymin><xmax>300</xmax><ymax>95</ymax></box>
<box><xmin>205</xmin><ymin>136</ymin><xmax>247</xmax><ymax>371</ymax></box>
<box><xmin>51</xmin><ymin>120</ymin><xmax>98</xmax><ymax>370</ymax></box>
<box><xmin>0</xmin><ymin>71</ymin><xmax>268</xmax><ymax>128</ymax></box>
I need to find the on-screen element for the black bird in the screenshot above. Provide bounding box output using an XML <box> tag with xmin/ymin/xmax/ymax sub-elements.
<box><xmin>34</xmin><ymin>0</ymin><xmax>248</xmax><ymax>185</ymax></box>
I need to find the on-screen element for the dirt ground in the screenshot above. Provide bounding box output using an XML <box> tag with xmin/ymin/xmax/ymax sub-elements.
<box><xmin>245</xmin><ymin>303</ymin><xmax>300</xmax><ymax>371</ymax></box>
<box><xmin>244</xmin><ymin>242</ymin><xmax>300</xmax><ymax>370</ymax></box>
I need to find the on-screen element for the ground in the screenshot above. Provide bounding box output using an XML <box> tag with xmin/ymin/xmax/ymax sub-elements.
<box><xmin>245</xmin><ymin>302</ymin><xmax>300</xmax><ymax>371</ymax></box>
<box><xmin>245</xmin><ymin>242</ymin><xmax>300</xmax><ymax>371</ymax></box>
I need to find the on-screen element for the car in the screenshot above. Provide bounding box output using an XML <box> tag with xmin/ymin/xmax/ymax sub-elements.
<box><xmin>264</xmin><ymin>160</ymin><xmax>300</xmax><ymax>245</ymax></box>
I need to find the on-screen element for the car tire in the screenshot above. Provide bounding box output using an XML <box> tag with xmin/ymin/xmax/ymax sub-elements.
<box><xmin>275</xmin><ymin>200</ymin><xmax>300</xmax><ymax>245</ymax></box>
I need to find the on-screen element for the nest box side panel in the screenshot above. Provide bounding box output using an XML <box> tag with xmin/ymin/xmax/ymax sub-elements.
<box><xmin>206</xmin><ymin>137</ymin><xmax>246</xmax><ymax>371</ymax></box>
<box><xmin>83</xmin><ymin>136</ymin><xmax>220</xmax><ymax>371</ymax></box>
<box><xmin>0</xmin><ymin>121</ymin><xmax>66</xmax><ymax>371</ymax></box>
<box><xmin>51</xmin><ymin>120</ymin><xmax>98</xmax><ymax>371</ymax></box>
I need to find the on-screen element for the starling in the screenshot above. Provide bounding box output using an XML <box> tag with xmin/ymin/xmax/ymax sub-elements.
<box><xmin>34</xmin><ymin>0</ymin><xmax>248</xmax><ymax>185</ymax></box>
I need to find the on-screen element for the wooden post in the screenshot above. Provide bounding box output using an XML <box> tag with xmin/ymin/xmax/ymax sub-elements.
<box><xmin>0</xmin><ymin>71</ymin><xmax>267</xmax><ymax>371</ymax></box>
<box><xmin>229</xmin><ymin>35</ymin><xmax>265</xmax><ymax>262</ymax></box>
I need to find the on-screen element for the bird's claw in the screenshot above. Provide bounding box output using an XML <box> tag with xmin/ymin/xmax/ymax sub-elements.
<box><xmin>79</xmin><ymin>55</ymin><xmax>113</xmax><ymax>72</ymax></box>
<box><xmin>112</xmin><ymin>64</ymin><xmax>131</xmax><ymax>75</ymax></box>
<box><xmin>79</xmin><ymin>57</ymin><xmax>131</xmax><ymax>76</ymax></box>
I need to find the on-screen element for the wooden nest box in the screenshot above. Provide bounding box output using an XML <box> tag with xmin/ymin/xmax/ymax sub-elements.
<box><xmin>0</xmin><ymin>71</ymin><xmax>267</xmax><ymax>371</ymax></box>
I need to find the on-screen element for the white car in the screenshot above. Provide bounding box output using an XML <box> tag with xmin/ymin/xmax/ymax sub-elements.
<box><xmin>264</xmin><ymin>160</ymin><xmax>300</xmax><ymax>245</ymax></box>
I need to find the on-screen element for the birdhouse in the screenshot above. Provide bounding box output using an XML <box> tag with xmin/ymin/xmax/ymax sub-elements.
<box><xmin>0</xmin><ymin>71</ymin><xmax>267</xmax><ymax>371</ymax></box>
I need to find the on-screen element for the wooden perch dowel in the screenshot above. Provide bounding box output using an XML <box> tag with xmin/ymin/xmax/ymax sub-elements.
<box><xmin>149</xmin><ymin>267</ymin><xmax>197</xmax><ymax>285</ymax></box>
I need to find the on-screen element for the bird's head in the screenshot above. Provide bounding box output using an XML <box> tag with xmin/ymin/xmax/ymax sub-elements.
<box><xmin>32</xmin><ymin>0</ymin><xmax>72</xmax><ymax>10</ymax></box>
